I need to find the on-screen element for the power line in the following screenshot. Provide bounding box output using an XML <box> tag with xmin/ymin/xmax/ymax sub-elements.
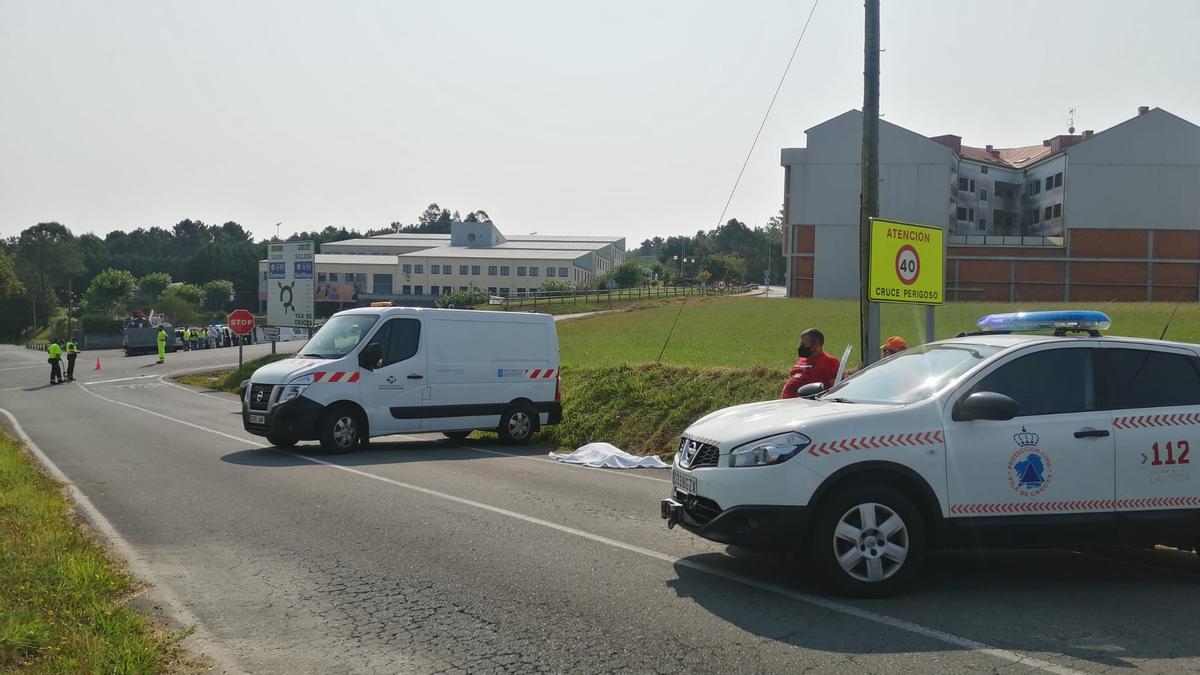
<box><xmin>714</xmin><ymin>0</ymin><xmax>821</xmax><ymax>230</ymax></box>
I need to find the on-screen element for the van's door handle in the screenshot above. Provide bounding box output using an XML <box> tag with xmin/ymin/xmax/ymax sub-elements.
<box><xmin>1074</xmin><ymin>429</ymin><xmax>1110</xmax><ymax>438</ymax></box>
<box><xmin>407</xmin><ymin>374</ymin><xmax>424</xmax><ymax>380</ymax></box>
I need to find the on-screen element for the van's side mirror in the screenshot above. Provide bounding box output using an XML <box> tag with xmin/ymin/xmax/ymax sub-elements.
<box><xmin>956</xmin><ymin>391</ymin><xmax>1018</xmax><ymax>421</ymax></box>
<box><xmin>359</xmin><ymin>343</ymin><xmax>383</xmax><ymax>370</ymax></box>
<box><xmin>797</xmin><ymin>382</ymin><xmax>825</xmax><ymax>399</ymax></box>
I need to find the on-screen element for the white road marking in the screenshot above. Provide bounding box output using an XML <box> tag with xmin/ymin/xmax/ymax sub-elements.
<box><xmin>83</xmin><ymin>374</ymin><xmax>163</xmax><ymax>385</ymax></box>
<box><xmin>0</xmin><ymin>364</ymin><xmax>48</xmax><ymax>372</ymax></box>
<box><xmin>0</xmin><ymin>408</ymin><xmax>247</xmax><ymax>675</ymax></box>
<box><xmin>71</xmin><ymin>387</ymin><xmax>1086</xmax><ymax>675</ymax></box>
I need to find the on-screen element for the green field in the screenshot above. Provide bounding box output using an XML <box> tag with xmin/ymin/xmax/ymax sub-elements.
<box><xmin>557</xmin><ymin>297</ymin><xmax>1200</xmax><ymax>370</ymax></box>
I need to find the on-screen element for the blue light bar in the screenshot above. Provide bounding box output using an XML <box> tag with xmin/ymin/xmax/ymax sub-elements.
<box><xmin>976</xmin><ymin>310</ymin><xmax>1112</xmax><ymax>334</ymax></box>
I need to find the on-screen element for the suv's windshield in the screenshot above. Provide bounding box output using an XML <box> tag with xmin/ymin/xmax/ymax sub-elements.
<box><xmin>299</xmin><ymin>314</ymin><xmax>379</xmax><ymax>359</ymax></box>
<box><xmin>820</xmin><ymin>343</ymin><xmax>1002</xmax><ymax>404</ymax></box>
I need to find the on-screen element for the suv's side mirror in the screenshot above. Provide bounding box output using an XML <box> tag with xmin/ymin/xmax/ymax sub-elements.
<box><xmin>359</xmin><ymin>343</ymin><xmax>383</xmax><ymax>370</ymax></box>
<box><xmin>956</xmin><ymin>391</ymin><xmax>1018</xmax><ymax>421</ymax></box>
<box><xmin>797</xmin><ymin>382</ymin><xmax>826</xmax><ymax>399</ymax></box>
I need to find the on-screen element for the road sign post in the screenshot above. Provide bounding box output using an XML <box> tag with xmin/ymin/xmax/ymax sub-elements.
<box><xmin>263</xmin><ymin>325</ymin><xmax>280</xmax><ymax>355</ymax></box>
<box><xmin>867</xmin><ymin>218</ymin><xmax>944</xmax><ymax>361</ymax></box>
<box><xmin>228</xmin><ymin>309</ymin><xmax>256</xmax><ymax>369</ymax></box>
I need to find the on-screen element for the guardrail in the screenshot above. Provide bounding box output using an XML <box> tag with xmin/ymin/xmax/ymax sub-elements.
<box><xmin>498</xmin><ymin>284</ymin><xmax>756</xmax><ymax>310</ymax></box>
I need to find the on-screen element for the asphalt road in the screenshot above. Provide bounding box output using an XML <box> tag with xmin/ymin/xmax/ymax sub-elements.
<box><xmin>2</xmin><ymin>343</ymin><xmax>1199</xmax><ymax>673</ymax></box>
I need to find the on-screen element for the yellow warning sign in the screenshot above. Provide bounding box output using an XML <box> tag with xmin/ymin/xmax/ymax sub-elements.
<box><xmin>868</xmin><ymin>218</ymin><xmax>943</xmax><ymax>305</ymax></box>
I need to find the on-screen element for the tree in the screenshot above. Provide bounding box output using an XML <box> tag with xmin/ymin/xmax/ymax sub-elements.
<box><xmin>137</xmin><ymin>272</ymin><xmax>172</xmax><ymax>306</ymax></box>
<box><xmin>202</xmin><ymin>279</ymin><xmax>235</xmax><ymax>310</ymax></box>
<box><xmin>81</xmin><ymin>268</ymin><xmax>137</xmax><ymax>318</ymax></box>
<box><xmin>162</xmin><ymin>283</ymin><xmax>204</xmax><ymax>309</ymax></box>
<box><xmin>611</xmin><ymin>261</ymin><xmax>650</xmax><ymax>288</ymax></box>
<box><xmin>0</xmin><ymin>249</ymin><xmax>22</xmax><ymax>299</ymax></box>
<box><xmin>701</xmin><ymin>253</ymin><xmax>745</xmax><ymax>283</ymax></box>
<box><xmin>157</xmin><ymin>294</ymin><xmax>196</xmax><ymax>325</ymax></box>
<box><xmin>14</xmin><ymin>223</ymin><xmax>84</xmax><ymax>328</ymax></box>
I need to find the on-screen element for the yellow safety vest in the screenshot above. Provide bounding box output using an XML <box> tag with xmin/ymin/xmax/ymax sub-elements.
<box><xmin>47</xmin><ymin>343</ymin><xmax>62</xmax><ymax>359</ymax></box>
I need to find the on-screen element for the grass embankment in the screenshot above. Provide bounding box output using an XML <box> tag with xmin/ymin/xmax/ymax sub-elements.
<box><xmin>0</xmin><ymin>432</ymin><xmax>183</xmax><ymax>672</ymax></box>
<box><xmin>499</xmin><ymin>291</ymin><xmax>733</xmax><ymax>317</ymax></box>
<box><xmin>175</xmin><ymin>353</ymin><xmax>291</xmax><ymax>393</ymax></box>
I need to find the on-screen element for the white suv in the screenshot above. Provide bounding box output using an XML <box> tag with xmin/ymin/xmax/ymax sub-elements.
<box><xmin>662</xmin><ymin>317</ymin><xmax>1200</xmax><ymax>596</ymax></box>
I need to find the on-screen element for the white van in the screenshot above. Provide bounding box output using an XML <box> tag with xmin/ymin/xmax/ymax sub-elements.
<box><xmin>241</xmin><ymin>307</ymin><xmax>562</xmax><ymax>452</ymax></box>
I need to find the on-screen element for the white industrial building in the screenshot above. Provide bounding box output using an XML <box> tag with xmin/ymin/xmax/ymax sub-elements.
<box><xmin>258</xmin><ymin>220</ymin><xmax>625</xmax><ymax>307</ymax></box>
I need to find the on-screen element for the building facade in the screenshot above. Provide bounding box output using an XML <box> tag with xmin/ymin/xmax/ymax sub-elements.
<box><xmin>782</xmin><ymin>107</ymin><xmax>1200</xmax><ymax>302</ymax></box>
<box><xmin>258</xmin><ymin>220</ymin><xmax>624</xmax><ymax>309</ymax></box>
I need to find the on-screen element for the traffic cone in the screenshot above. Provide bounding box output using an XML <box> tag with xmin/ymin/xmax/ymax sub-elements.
<box><xmin>94</xmin><ymin>358</ymin><xmax>102</xmax><ymax>371</ymax></box>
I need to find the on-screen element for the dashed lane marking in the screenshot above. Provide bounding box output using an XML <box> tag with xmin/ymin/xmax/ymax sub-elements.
<box><xmin>72</xmin><ymin>386</ymin><xmax>1087</xmax><ymax>675</ymax></box>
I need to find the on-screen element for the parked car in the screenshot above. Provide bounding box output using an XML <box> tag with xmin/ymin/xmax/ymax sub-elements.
<box><xmin>663</xmin><ymin>310</ymin><xmax>1200</xmax><ymax>596</ymax></box>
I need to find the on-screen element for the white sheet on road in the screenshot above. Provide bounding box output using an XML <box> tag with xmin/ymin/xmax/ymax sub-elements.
<box><xmin>549</xmin><ymin>443</ymin><xmax>670</xmax><ymax>469</ymax></box>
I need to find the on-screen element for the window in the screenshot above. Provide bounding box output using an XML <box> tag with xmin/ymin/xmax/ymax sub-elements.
<box><xmin>442</xmin><ymin>286</ymin><xmax>451</xmax><ymax>295</ymax></box>
<box><xmin>488</xmin><ymin>266</ymin><xmax>498</xmax><ymax>276</ymax></box>
<box><xmin>1045</xmin><ymin>176</ymin><xmax>1054</xmax><ymax>191</ymax></box>
<box><xmin>517</xmin><ymin>266</ymin><xmax>527</xmax><ymax>276</ymax></box>
<box><xmin>980</xmin><ymin>188</ymin><xmax>988</xmax><ymax>201</ymax></box>
<box><xmin>1101</xmin><ymin>349</ymin><xmax>1200</xmax><ymax>409</ymax></box>
<box><xmin>402</xmin><ymin>284</ymin><xmax>411</xmax><ymax>295</ymax></box>
<box><xmin>403</xmin><ymin>264</ymin><xmax>413</xmax><ymax>274</ymax></box>
<box><xmin>458</xmin><ymin>286</ymin><xmax>467</xmax><ymax>292</ymax></box>
<box><xmin>517</xmin><ymin>288</ymin><xmax>526</xmax><ymax>295</ymax></box>
<box><xmin>1053</xmin><ymin>203</ymin><xmax>1062</xmax><ymax>218</ymax></box>
<box><xmin>414</xmin><ymin>285</ymin><xmax>423</xmax><ymax>295</ymax></box>
<box><xmin>1045</xmin><ymin>206</ymin><xmax>1054</xmax><ymax>220</ymax></box>
<box><xmin>430</xmin><ymin>265</ymin><xmax>439</xmax><ymax>275</ymax></box>
<box><xmin>958</xmin><ymin>177</ymin><xmax>969</xmax><ymax>191</ymax></box>
<box><xmin>373</xmin><ymin>274</ymin><xmax>393</xmax><ymax>295</ymax></box>
<box><xmin>979</xmin><ymin>218</ymin><xmax>987</xmax><ymax>230</ymax></box>
<box><xmin>499</xmin><ymin>288</ymin><xmax>510</xmax><ymax>296</ymax></box>
<box><xmin>529</xmin><ymin>266</ymin><xmax>539</xmax><ymax>277</ymax></box>
<box><xmin>547</xmin><ymin>267</ymin><xmax>557</xmax><ymax>277</ymax></box>
<box><xmin>559</xmin><ymin>267</ymin><xmax>568</xmax><ymax>277</ymax></box>
<box><xmin>355</xmin><ymin>273</ymin><xmax>366</xmax><ymax>285</ymax></box>
<box><xmin>968</xmin><ymin>208</ymin><xmax>975</xmax><ymax>221</ymax></box>
<box><xmin>1054</xmin><ymin>172</ymin><xmax>1063</xmax><ymax>188</ymax></box>
<box><xmin>460</xmin><ymin>265</ymin><xmax>469</xmax><ymax>275</ymax></box>
<box><xmin>981</xmin><ymin>166</ymin><xmax>989</xmax><ymax>174</ymax></box>
<box><xmin>471</xmin><ymin>265</ymin><xmax>481</xmax><ymax>275</ymax></box>
<box><xmin>970</xmin><ymin>348</ymin><xmax>1095</xmax><ymax>416</ymax></box>
<box><xmin>328</xmin><ymin>273</ymin><xmax>339</xmax><ymax>282</ymax></box>
<box><xmin>969</xmin><ymin>179</ymin><xmax>976</xmax><ymax>192</ymax></box>
<box><xmin>957</xmin><ymin>207</ymin><xmax>968</xmax><ymax>221</ymax></box>
<box><xmin>488</xmin><ymin>287</ymin><xmax>497</xmax><ymax>295</ymax></box>
<box><xmin>431</xmin><ymin>286</ymin><xmax>440</xmax><ymax>296</ymax></box>
<box><xmin>500</xmin><ymin>266</ymin><xmax>510</xmax><ymax>276</ymax></box>
<box><xmin>414</xmin><ymin>264</ymin><xmax>424</xmax><ymax>274</ymax></box>
<box><xmin>371</xmin><ymin>318</ymin><xmax>421</xmax><ymax>367</ymax></box>
<box><xmin>318</xmin><ymin>273</ymin><xmax>327</xmax><ymax>282</ymax></box>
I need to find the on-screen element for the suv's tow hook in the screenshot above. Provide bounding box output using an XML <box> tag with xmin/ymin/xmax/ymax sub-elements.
<box><xmin>660</xmin><ymin>498</ymin><xmax>682</xmax><ymax>529</ymax></box>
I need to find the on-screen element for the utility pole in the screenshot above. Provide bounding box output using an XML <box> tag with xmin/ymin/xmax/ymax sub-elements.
<box><xmin>859</xmin><ymin>0</ymin><xmax>881</xmax><ymax>366</ymax></box>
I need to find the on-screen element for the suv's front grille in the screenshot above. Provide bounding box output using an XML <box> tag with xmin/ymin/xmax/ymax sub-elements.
<box><xmin>248</xmin><ymin>384</ymin><xmax>274</xmax><ymax>411</ymax></box>
<box><xmin>678</xmin><ymin>437</ymin><xmax>720</xmax><ymax>469</ymax></box>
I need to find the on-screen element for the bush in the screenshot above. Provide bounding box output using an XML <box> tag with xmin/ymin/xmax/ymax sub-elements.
<box><xmin>437</xmin><ymin>287</ymin><xmax>489</xmax><ymax>308</ymax></box>
<box><xmin>538</xmin><ymin>280</ymin><xmax>575</xmax><ymax>293</ymax></box>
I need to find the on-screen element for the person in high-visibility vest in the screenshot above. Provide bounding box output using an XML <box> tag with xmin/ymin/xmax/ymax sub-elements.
<box><xmin>46</xmin><ymin>340</ymin><xmax>64</xmax><ymax>385</ymax></box>
<box><xmin>157</xmin><ymin>327</ymin><xmax>167</xmax><ymax>364</ymax></box>
<box><xmin>182</xmin><ymin>327</ymin><xmax>191</xmax><ymax>351</ymax></box>
<box><xmin>65</xmin><ymin>337</ymin><xmax>80</xmax><ymax>382</ymax></box>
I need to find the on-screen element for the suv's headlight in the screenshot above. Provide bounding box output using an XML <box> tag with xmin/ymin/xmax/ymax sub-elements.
<box><xmin>277</xmin><ymin>374</ymin><xmax>314</xmax><ymax>405</ymax></box>
<box><xmin>729</xmin><ymin>432</ymin><xmax>811</xmax><ymax>467</ymax></box>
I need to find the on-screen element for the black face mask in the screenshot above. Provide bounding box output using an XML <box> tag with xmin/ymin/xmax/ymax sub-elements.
<box><xmin>797</xmin><ymin>345</ymin><xmax>813</xmax><ymax>358</ymax></box>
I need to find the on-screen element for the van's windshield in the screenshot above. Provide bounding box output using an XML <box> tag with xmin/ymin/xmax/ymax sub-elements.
<box><xmin>299</xmin><ymin>315</ymin><xmax>379</xmax><ymax>359</ymax></box>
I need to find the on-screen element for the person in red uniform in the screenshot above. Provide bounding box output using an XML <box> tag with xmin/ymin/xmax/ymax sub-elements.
<box><xmin>780</xmin><ymin>328</ymin><xmax>840</xmax><ymax>399</ymax></box>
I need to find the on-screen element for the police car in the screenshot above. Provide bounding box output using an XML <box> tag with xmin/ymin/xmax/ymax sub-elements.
<box><xmin>662</xmin><ymin>311</ymin><xmax>1200</xmax><ymax>596</ymax></box>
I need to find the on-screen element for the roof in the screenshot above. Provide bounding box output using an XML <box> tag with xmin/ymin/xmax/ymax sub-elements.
<box><xmin>495</xmin><ymin>240</ymin><xmax>614</xmax><ymax>251</ymax></box>
<box><xmin>313</xmin><ymin>254</ymin><xmax>398</xmax><ymax>266</ymax></box>
<box><xmin>398</xmin><ymin>247</ymin><xmax>588</xmax><ymax>261</ymax></box>
<box><xmin>369</xmin><ymin>233</ymin><xmax>452</xmax><ymax>240</ymax></box>
<box><xmin>959</xmin><ymin>143</ymin><xmax>1054</xmax><ymax>169</ymax></box>
<box><xmin>322</xmin><ymin>238</ymin><xmax>449</xmax><ymax>248</ymax></box>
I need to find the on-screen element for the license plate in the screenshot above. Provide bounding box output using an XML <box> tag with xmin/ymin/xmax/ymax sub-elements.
<box><xmin>672</xmin><ymin>469</ymin><xmax>697</xmax><ymax>494</ymax></box>
<box><xmin>248</xmin><ymin>414</ymin><xmax>265</xmax><ymax>425</ymax></box>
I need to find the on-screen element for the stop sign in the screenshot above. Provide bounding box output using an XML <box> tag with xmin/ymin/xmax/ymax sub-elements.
<box><xmin>227</xmin><ymin>309</ymin><xmax>256</xmax><ymax>336</ymax></box>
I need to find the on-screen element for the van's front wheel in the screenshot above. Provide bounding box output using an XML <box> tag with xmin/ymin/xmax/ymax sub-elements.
<box><xmin>319</xmin><ymin>406</ymin><xmax>361</xmax><ymax>454</ymax></box>
<box><xmin>498</xmin><ymin>405</ymin><xmax>536</xmax><ymax>445</ymax></box>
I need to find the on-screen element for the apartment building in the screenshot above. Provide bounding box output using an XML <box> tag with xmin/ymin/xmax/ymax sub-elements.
<box><xmin>258</xmin><ymin>220</ymin><xmax>625</xmax><ymax>308</ymax></box>
<box><xmin>781</xmin><ymin>106</ymin><xmax>1200</xmax><ymax>301</ymax></box>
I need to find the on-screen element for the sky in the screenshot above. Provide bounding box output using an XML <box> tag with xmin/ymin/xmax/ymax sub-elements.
<box><xmin>2</xmin><ymin>0</ymin><xmax>1198</xmax><ymax>246</ymax></box>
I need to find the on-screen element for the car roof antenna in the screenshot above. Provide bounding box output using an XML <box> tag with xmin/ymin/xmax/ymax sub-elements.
<box><xmin>1159</xmin><ymin>301</ymin><xmax>1182</xmax><ymax>340</ymax></box>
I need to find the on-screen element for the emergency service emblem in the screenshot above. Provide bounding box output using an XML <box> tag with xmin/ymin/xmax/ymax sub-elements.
<box><xmin>1008</xmin><ymin>428</ymin><xmax>1053</xmax><ymax>496</ymax></box>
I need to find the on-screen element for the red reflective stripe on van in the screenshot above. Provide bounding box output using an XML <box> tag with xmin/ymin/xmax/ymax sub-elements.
<box><xmin>329</xmin><ymin>371</ymin><xmax>346</xmax><ymax>383</ymax></box>
<box><xmin>313</xmin><ymin>372</ymin><xmax>326</xmax><ymax>382</ymax></box>
<box><xmin>529</xmin><ymin>369</ymin><xmax>542</xmax><ymax>378</ymax></box>
<box><xmin>543</xmin><ymin>369</ymin><xmax>555</xmax><ymax>378</ymax></box>
<box><xmin>347</xmin><ymin>372</ymin><xmax>360</xmax><ymax>383</ymax></box>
